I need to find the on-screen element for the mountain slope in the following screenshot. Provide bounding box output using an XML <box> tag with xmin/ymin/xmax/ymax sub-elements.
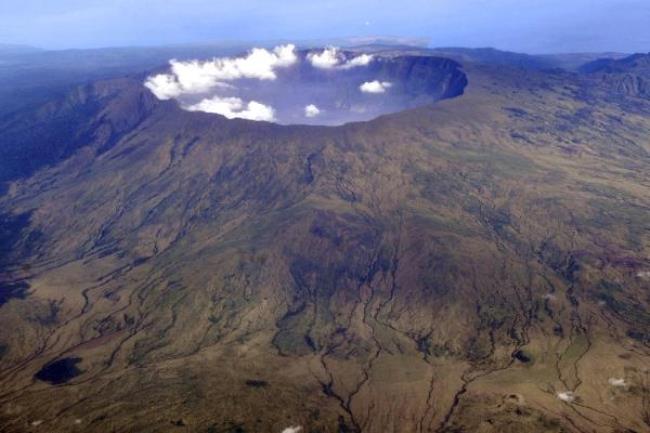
<box><xmin>0</xmin><ymin>58</ymin><xmax>649</xmax><ymax>433</ymax></box>
<box><xmin>0</xmin><ymin>78</ymin><xmax>157</xmax><ymax>188</ymax></box>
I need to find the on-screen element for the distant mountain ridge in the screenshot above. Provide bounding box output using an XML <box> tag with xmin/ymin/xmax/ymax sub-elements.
<box><xmin>580</xmin><ymin>52</ymin><xmax>650</xmax><ymax>97</ymax></box>
<box><xmin>429</xmin><ymin>47</ymin><xmax>557</xmax><ymax>69</ymax></box>
<box><xmin>0</xmin><ymin>43</ymin><xmax>42</xmax><ymax>55</ymax></box>
<box><xmin>579</xmin><ymin>52</ymin><xmax>650</xmax><ymax>73</ymax></box>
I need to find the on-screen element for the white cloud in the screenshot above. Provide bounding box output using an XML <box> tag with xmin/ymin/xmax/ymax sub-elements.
<box><xmin>307</xmin><ymin>47</ymin><xmax>374</xmax><ymax>70</ymax></box>
<box><xmin>556</xmin><ymin>391</ymin><xmax>576</xmax><ymax>403</ymax></box>
<box><xmin>608</xmin><ymin>377</ymin><xmax>627</xmax><ymax>387</ymax></box>
<box><xmin>360</xmin><ymin>80</ymin><xmax>392</xmax><ymax>94</ymax></box>
<box><xmin>145</xmin><ymin>45</ymin><xmax>296</xmax><ymax>121</ymax></box>
<box><xmin>304</xmin><ymin>104</ymin><xmax>321</xmax><ymax>118</ymax></box>
<box><xmin>341</xmin><ymin>53</ymin><xmax>373</xmax><ymax>69</ymax></box>
<box><xmin>185</xmin><ymin>96</ymin><xmax>275</xmax><ymax>122</ymax></box>
<box><xmin>281</xmin><ymin>427</ymin><xmax>302</xmax><ymax>433</ymax></box>
<box><xmin>145</xmin><ymin>44</ymin><xmax>297</xmax><ymax>98</ymax></box>
<box><xmin>144</xmin><ymin>73</ymin><xmax>183</xmax><ymax>100</ymax></box>
<box><xmin>308</xmin><ymin>47</ymin><xmax>341</xmax><ymax>69</ymax></box>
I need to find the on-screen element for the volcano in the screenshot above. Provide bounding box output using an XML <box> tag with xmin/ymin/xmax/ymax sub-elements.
<box><xmin>0</xmin><ymin>48</ymin><xmax>649</xmax><ymax>433</ymax></box>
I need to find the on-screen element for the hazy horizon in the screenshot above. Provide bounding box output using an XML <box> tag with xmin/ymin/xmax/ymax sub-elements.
<box><xmin>0</xmin><ymin>38</ymin><xmax>643</xmax><ymax>56</ymax></box>
<box><xmin>1</xmin><ymin>0</ymin><xmax>649</xmax><ymax>54</ymax></box>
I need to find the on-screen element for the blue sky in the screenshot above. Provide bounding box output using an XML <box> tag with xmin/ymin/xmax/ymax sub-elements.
<box><xmin>1</xmin><ymin>0</ymin><xmax>649</xmax><ymax>53</ymax></box>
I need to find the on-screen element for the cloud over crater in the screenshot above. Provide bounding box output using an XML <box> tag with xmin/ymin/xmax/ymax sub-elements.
<box><xmin>360</xmin><ymin>80</ymin><xmax>392</xmax><ymax>93</ymax></box>
<box><xmin>141</xmin><ymin>44</ymin><xmax>466</xmax><ymax>125</ymax></box>
<box><xmin>307</xmin><ymin>47</ymin><xmax>373</xmax><ymax>70</ymax></box>
<box><xmin>144</xmin><ymin>44</ymin><xmax>297</xmax><ymax>121</ymax></box>
<box><xmin>145</xmin><ymin>44</ymin><xmax>297</xmax><ymax>99</ymax></box>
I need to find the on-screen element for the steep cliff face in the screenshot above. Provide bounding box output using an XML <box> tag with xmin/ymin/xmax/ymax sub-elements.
<box><xmin>0</xmin><ymin>57</ymin><xmax>649</xmax><ymax>433</ymax></box>
<box><xmin>366</xmin><ymin>55</ymin><xmax>468</xmax><ymax>98</ymax></box>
